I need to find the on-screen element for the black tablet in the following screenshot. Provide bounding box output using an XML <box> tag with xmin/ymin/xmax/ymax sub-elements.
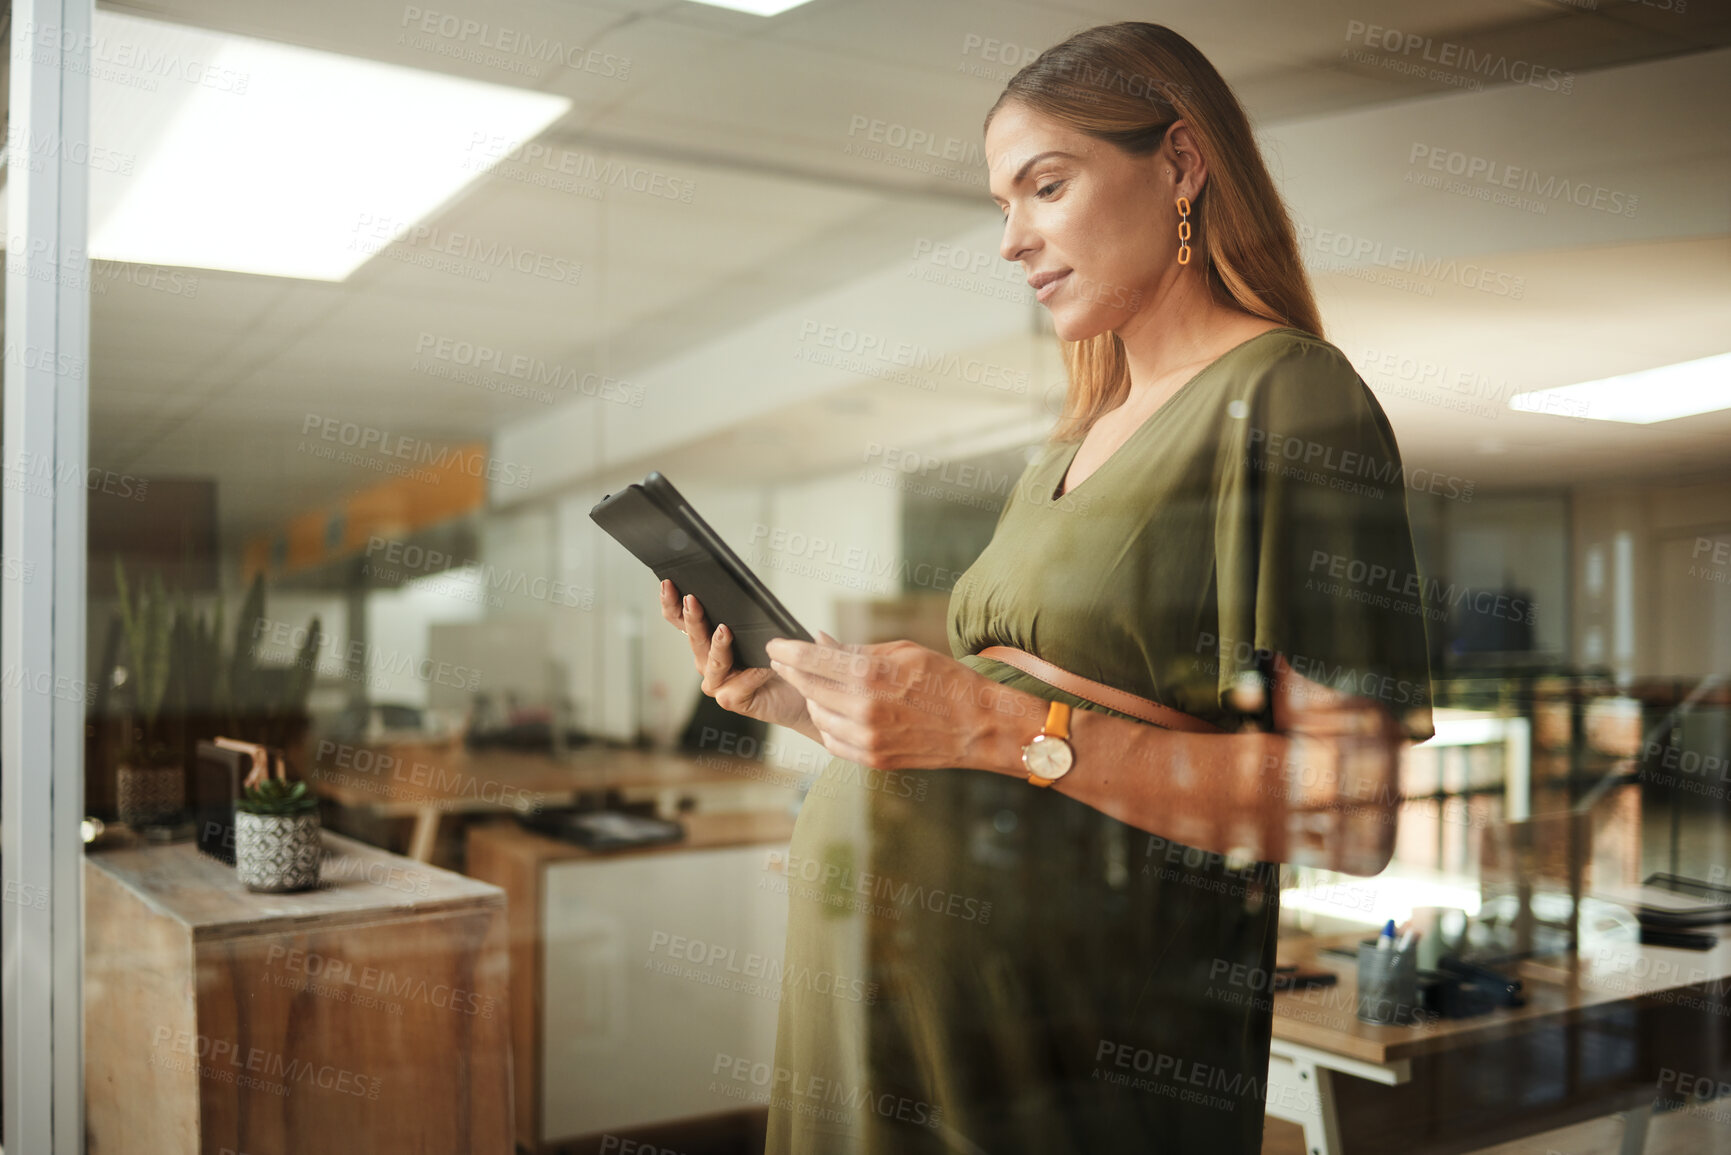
<box><xmin>589</xmin><ymin>471</ymin><xmax>814</xmax><ymax>668</ymax></box>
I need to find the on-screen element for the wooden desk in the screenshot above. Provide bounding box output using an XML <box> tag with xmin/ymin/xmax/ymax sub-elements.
<box><xmin>85</xmin><ymin>832</ymin><xmax>513</xmax><ymax>1155</ymax></box>
<box><xmin>1265</xmin><ymin>932</ymin><xmax>1731</xmax><ymax>1155</ymax></box>
<box><xmin>467</xmin><ymin>812</ymin><xmax>797</xmax><ymax>1153</ymax></box>
<box><xmin>308</xmin><ymin>740</ymin><xmax>792</xmax><ymax>861</ymax></box>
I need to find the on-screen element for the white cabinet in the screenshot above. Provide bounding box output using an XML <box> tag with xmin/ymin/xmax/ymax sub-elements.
<box><xmin>540</xmin><ymin>842</ymin><xmax>792</xmax><ymax>1141</ymax></box>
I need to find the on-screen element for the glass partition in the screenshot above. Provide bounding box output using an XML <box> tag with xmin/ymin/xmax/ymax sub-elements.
<box><xmin>23</xmin><ymin>4</ymin><xmax>1730</xmax><ymax>1155</ymax></box>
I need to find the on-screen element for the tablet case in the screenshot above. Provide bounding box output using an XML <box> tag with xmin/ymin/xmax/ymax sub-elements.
<box><xmin>589</xmin><ymin>471</ymin><xmax>814</xmax><ymax>668</ymax></box>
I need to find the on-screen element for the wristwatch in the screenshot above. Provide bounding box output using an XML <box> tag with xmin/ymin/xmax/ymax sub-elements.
<box><xmin>1021</xmin><ymin>700</ymin><xmax>1075</xmax><ymax>787</ymax></box>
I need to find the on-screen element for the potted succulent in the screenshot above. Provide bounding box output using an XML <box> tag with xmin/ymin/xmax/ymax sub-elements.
<box><xmin>234</xmin><ymin>770</ymin><xmax>323</xmax><ymax>893</ymax></box>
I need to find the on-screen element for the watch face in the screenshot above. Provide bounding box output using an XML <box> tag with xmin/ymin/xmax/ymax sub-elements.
<box><xmin>1024</xmin><ymin>734</ymin><xmax>1074</xmax><ymax>779</ymax></box>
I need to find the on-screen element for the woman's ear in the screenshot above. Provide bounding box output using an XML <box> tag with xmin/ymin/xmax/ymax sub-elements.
<box><xmin>1164</xmin><ymin>120</ymin><xmax>1208</xmax><ymax>200</ymax></box>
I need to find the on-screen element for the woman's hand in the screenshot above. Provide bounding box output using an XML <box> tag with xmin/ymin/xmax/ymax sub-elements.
<box><xmin>763</xmin><ymin>636</ymin><xmax>1038</xmax><ymax>771</ymax></box>
<box><xmin>659</xmin><ymin>580</ymin><xmax>820</xmax><ymax>737</ymax></box>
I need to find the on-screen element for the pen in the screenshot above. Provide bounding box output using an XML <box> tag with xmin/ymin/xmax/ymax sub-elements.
<box><xmin>1396</xmin><ymin>926</ymin><xmax>1415</xmax><ymax>952</ymax></box>
<box><xmin>1377</xmin><ymin>919</ymin><xmax>1396</xmax><ymax>951</ymax></box>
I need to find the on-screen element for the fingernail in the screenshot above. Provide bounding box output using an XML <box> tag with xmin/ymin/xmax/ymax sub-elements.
<box><xmin>717</xmin><ymin>625</ymin><xmax>728</xmax><ymax>638</ymax></box>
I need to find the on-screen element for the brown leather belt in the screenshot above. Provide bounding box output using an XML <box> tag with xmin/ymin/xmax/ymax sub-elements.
<box><xmin>974</xmin><ymin>644</ymin><xmax>1225</xmax><ymax>734</ymax></box>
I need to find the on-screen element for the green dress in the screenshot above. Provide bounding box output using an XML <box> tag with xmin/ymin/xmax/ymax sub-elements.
<box><xmin>762</xmin><ymin>327</ymin><xmax>1435</xmax><ymax>1154</ymax></box>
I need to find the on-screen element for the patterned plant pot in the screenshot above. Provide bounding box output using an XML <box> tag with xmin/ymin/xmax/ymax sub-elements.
<box><xmin>234</xmin><ymin>812</ymin><xmax>322</xmax><ymax>893</ymax></box>
<box><xmin>116</xmin><ymin>762</ymin><xmax>185</xmax><ymax>828</ymax></box>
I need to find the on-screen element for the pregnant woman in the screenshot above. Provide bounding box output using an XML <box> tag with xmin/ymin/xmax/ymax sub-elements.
<box><xmin>663</xmin><ymin>21</ymin><xmax>1434</xmax><ymax>1155</ymax></box>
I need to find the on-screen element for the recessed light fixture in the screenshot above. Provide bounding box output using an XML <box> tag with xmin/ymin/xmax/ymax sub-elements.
<box><xmin>1508</xmin><ymin>351</ymin><xmax>1731</xmax><ymax>424</ymax></box>
<box><xmin>686</xmin><ymin>0</ymin><xmax>818</xmax><ymax>13</ymax></box>
<box><xmin>81</xmin><ymin>11</ymin><xmax>571</xmax><ymax>281</ymax></box>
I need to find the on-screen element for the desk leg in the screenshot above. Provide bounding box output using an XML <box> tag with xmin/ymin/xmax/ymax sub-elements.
<box><xmin>1266</xmin><ymin>1047</ymin><xmax>1342</xmax><ymax>1155</ymax></box>
<box><xmin>1616</xmin><ymin>1104</ymin><xmax>1651</xmax><ymax>1155</ymax></box>
<box><xmin>408</xmin><ymin>809</ymin><xmax>442</xmax><ymax>862</ymax></box>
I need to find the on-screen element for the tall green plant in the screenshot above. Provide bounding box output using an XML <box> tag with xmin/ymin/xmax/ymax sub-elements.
<box><xmin>226</xmin><ymin>572</ymin><xmax>267</xmax><ymax>726</ymax></box>
<box><xmin>170</xmin><ymin>593</ymin><xmax>226</xmax><ymax>721</ymax></box>
<box><xmin>220</xmin><ymin>572</ymin><xmax>323</xmax><ymax>747</ymax></box>
<box><xmin>283</xmin><ymin>617</ymin><xmax>323</xmax><ymax>718</ymax></box>
<box><xmin>114</xmin><ymin>559</ymin><xmax>175</xmax><ymax>765</ymax></box>
<box><xmin>104</xmin><ymin>564</ymin><xmax>326</xmax><ymax>759</ymax></box>
<box><xmin>92</xmin><ymin>613</ymin><xmax>122</xmax><ymax>721</ymax></box>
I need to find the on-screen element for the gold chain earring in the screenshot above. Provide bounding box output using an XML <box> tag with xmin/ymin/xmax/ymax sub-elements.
<box><xmin>1176</xmin><ymin>196</ymin><xmax>1192</xmax><ymax>266</ymax></box>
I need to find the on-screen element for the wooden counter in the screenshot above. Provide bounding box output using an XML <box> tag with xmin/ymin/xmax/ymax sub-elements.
<box><xmin>85</xmin><ymin>831</ymin><xmax>513</xmax><ymax>1155</ymax></box>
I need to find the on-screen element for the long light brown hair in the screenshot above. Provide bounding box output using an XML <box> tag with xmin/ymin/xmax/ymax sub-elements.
<box><xmin>984</xmin><ymin>22</ymin><xmax>1323</xmax><ymax>444</ymax></box>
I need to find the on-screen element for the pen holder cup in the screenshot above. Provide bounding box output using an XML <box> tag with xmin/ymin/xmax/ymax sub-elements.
<box><xmin>1356</xmin><ymin>942</ymin><xmax>1421</xmax><ymax>1026</ymax></box>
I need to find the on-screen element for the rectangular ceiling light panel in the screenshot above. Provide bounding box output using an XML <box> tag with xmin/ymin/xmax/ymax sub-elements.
<box><xmin>684</xmin><ymin>0</ymin><xmax>817</xmax><ymax>14</ymax></box>
<box><xmin>84</xmin><ymin>10</ymin><xmax>571</xmax><ymax>281</ymax></box>
<box><xmin>1509</xmin><ymin>351</ymin><xmax>1731</xmax><ymax>424</ymax></box>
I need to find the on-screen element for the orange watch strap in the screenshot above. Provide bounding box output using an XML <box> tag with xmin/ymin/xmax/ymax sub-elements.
<box><xmin>1045</xmin><ymin>700</ymin><xmax>1071</xmax><ymax>739</ymax></box>
<box><xmin>1026</xmin><ymin>700</ymin><xmax>1073</xmax><ymax>787</ymax></box>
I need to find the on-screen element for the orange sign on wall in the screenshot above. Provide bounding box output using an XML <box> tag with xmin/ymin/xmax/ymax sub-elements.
<box><xmin>242</xmin><ymin>440</ymin><xmax>492</xmax><ymax>583</ymax></box>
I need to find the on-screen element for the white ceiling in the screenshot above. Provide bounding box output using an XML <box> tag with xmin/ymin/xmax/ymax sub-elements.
<box><xmin>8</xmin><ymin>0</ymin><xmax>1731</xmax><ymax>540</ymax></box>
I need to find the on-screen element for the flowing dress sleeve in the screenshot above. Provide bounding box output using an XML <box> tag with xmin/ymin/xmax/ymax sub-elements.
<box><xmin>1212</xmin><ymin>338</ymin><xmax>1437</xmax><ymax>742</ymax></box>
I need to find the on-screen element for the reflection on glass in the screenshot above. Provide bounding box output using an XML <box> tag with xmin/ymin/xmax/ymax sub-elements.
<box><xmin>46</xmin><ymin>5</ymin><xmax>1730</xmax><ymax>1155</ymax></box>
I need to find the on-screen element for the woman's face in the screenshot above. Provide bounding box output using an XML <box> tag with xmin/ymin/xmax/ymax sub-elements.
<box><xmin>985</xmin><ymin>101</ymin><xmax>1185</xmax><ymax>342</ymax></box>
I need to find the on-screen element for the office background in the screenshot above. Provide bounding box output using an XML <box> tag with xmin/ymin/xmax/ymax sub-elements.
<box><xmin>3</xmin><ymin>0</ymin><xmax>1730</xmax><ymax>1152</ymax></box>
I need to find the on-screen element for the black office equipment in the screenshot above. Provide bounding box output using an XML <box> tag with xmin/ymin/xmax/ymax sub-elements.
<box><xmin>520</xmin><ymin>808</ymin><xmax>686</xmax><ymax>852</ymax></box>
<box><xmin>1639</xmin><ymin>926</ymin><xmax>1718</xmax><ymax>950</ymax></box>
<box><xmin>590</xmin><ymin>471</ymin><xmax>814</xmax><ymax>668</ymax></box>
<box><xmin>193</xmin><ymin>739</ymin><xmax>250</xmax><ymax>864</ymax></box>
<box><xmin>1412</xmin><ymin>957</ymin><xmax>1525</xmax><ymax>1020</ymax></box>
<box><xmin>1633</xmin><ymin>872</ymin><xmax>1731</xmax><ymax>927</ymax></box>
<box><xmin>1436</xmin><ymin>954</ymin><xmax>1525</xmax><ymax>1006</ymax></box>
<box><xmin>1272</xmin><ymin>965</ymin><xmax>1338</xmax><ymax>992</ymax></box>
